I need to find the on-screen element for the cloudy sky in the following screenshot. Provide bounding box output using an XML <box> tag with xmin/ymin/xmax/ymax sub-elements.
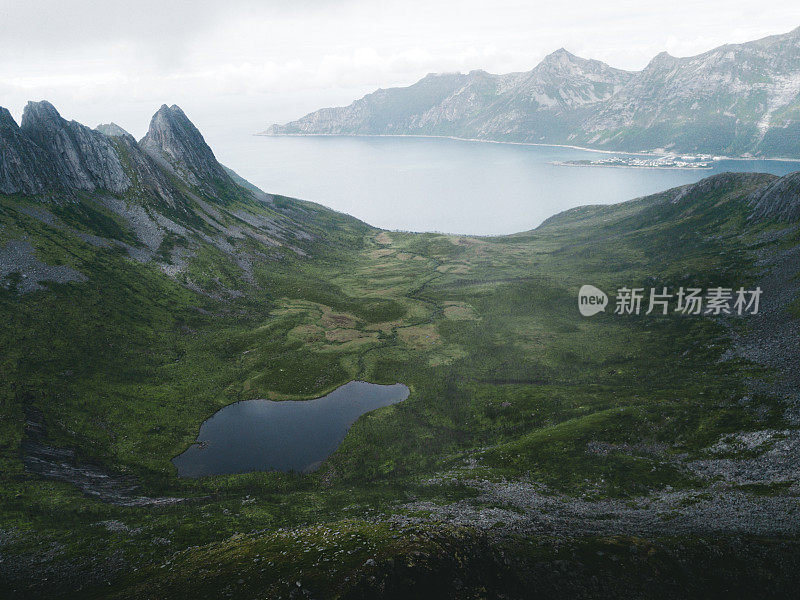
<box><xmin>1</xmin><ymin>0</ymin><xmax>799</xmax><ymax>144</ymax></box>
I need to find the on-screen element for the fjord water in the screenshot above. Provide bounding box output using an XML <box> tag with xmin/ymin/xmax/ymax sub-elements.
<box><xmin>173</xmin><ymin>381</ymin><xmax>410</xmax><ymax>477</ymax></box>
<box><xmin>211</xmin><ymin>134</ymin><xmax>800</xmax><ymax>236</ymax></box>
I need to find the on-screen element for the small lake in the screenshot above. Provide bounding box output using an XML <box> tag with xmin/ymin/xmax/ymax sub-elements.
<box><xmin>208</xmin><ymin>133</ymin><xmax>800</xmax><ymax>236</ymax></box>
<box><xmin>173</xmin><ymin>381</ymin><xmax>410</xmax><ymax>477</ymax></box>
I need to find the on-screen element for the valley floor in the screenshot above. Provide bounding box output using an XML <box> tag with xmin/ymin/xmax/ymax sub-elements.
<box><xmin>2</xmin><ymin>171</ymin><xmax>800</xmax><ymax>598</ymax></box>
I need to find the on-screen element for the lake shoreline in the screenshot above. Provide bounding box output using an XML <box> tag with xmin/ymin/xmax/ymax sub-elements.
<box><xmin>218</xmin><ymin>134</ymin><xmax>800</xmax><ymax>235</ymax></box>
<box><xmin>549</xmin><ymin>161</ymin><xmax>713</xmax><ymax>171</ymax></box>
<box><xmin>172</xmin><ymin>380</ymin><xmax>410</xmax><ymax>477</ymax></box>
<box><xmin>256</xmin><ymin>132</ymin><xmax>800</xmax><ymax>164</ymax></box>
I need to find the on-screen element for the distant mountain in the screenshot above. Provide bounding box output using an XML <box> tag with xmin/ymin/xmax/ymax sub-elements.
<box><xmin>264</xmin><ymin>27</ymin><xmax>800</xmax><ymax>158</ymax></box>
<box><xmin>571</xmin><ymin>27</ymin><xmax>800</xmax><ymax>156</ymax></box>
<box><xmin>265</xmin><ymin>49</ymin><xmax>633</xmax><ymax>143</ymax></box>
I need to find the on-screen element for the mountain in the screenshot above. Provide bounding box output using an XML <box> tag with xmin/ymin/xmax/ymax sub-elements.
<box><xmin>0</xmin><ymin>106</ymin><xmax>55</xmax><ymax>195</ymax></box>
<box><xmin>140</xmin><ymin>104</ymin><xmax>233</xmax><ymax>191</ymax></box>
<box><xmin>20</xmin><ymin>100</ymin><xmax>135</xmax><ymax>195</ymax></box>
<box><xmin>572</xmin><ymin>27</ymin><xmax>800</xmax><ymax>155</ymax></box>
<box><xmin>5</xmin><ymin>103</ymin><xmax>800</xmax><ymax>598</ymax></box>
<box><xmin>265</xmin><ymin>27</ymin><xmax>800</xmax><ymax>157</ymax></box>
<box><xmin>0</xmin><ymin>100</ymin><xmax>369</xmax><ymax>298</ymax></box>
<box><xmin>266</xmin><ymin>49</ymin><xmax>632</xmax><ymax>142</ymax></box>
<box><xmin>4</xmin><ymin>154</ymin><xmax>800</xmax><ymax>596</ymax></box>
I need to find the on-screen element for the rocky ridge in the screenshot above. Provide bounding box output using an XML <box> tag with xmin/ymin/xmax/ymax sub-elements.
<box><xmin>0</xmin><ymin>101</ymin><xmax>334</xmax><ymax>297</ymax></box>
<box><xmin>0</xmin><ymin>106</ymin><xmax>56</xmax><ymax>195</ymax></box>
<box><xmin>0</xmin><ymin>101</ymin><xmax>236</xmax><ymax>201</ymax></box>
<box><xmin>748</xmin><ymin>171</ymin><xmax>800</xmax><ymax>221</ymax></box>
<box><xmin>266</xmin><ymin>49</ymin><xmax>632</xmax><ymax>141</ymax></box>
<box><xmin>20</xmin><ymin>100</ymin><xmax>132</xmax><ymax>195</ymax></box>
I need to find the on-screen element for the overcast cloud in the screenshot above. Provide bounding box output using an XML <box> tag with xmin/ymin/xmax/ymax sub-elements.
<box><xmin>1</xmin><ymin>0</ymin><xmax>799</xmax><ymax>144</ymax></box>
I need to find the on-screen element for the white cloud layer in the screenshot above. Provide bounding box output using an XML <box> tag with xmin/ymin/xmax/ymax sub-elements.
<box><xmin>1</xmin><ymin>0</ymin><xmax>799</xmax><ymax>141</ymax></box>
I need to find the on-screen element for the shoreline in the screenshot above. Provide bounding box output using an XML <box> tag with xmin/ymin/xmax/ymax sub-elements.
<box><xmin>549</xmin><ymin>161</ymin><xmax>713</xmax><ymax>171</ymax></box>
<box><xmin>255</xmin><ymin>132</ymin><xmax>800</xmax><ymax>163</ymax></box>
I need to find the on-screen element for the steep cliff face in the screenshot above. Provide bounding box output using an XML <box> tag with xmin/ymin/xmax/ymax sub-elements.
<box><xmin>139</xmin><ymin>104</ymin><xmax>232</xmax><ymax>189</ymax></box>
<box><xmin>95</xmin><ymin>121</ymin><xmax>179</xmax><ymax>205</ymax></box>
<box><xmin>0</xmin><ymin>100</ymin><xmax>368</xmax><ymax>300</ymax></box>
<box><xmin>20</xmin><ymin>101</ymin><xmax>132</xmax><ymax>194</ymax></box>
<box><xmin>0</xmin><ymin>103</ymin><xmax>187</xmax><ymax>204</ymax></box>
<box><xmin>0</xmin><ymin>107</ymin><xmax>55</xmax><ymax>195</ymax></box>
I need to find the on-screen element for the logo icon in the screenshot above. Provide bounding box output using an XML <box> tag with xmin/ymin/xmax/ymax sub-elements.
<box><xmin>578</xmin><ymin>285</ymin><xmax>608</xmax><ymax>317</ymax></box>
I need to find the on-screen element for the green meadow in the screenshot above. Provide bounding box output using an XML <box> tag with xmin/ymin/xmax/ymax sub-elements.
<box><xmin>1</xmin><ymin>170</ymin><xmax>798</xmax><ymax>598</ymax></box>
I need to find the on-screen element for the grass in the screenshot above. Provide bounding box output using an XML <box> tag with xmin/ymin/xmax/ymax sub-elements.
<box><xmin>0</xmin><ymin>170</ymin><xmax>797</xmax><ymax>598</ymax></box>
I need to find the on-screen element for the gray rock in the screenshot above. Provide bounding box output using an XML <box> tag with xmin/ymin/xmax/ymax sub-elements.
<box><xmin>20</xmin><ymin>100</ymin><xmax>131</xmax><ymax>194</ymax></box>
<box><xmin>95</xmin><ymin>122</ymin><xmax>134</xmax><ymax>139</ymax></box>
<box><xmin>104</xmin><ymin>127</ymin><xmax>179</xmax><ymax>205</ymax></box>
<box><xmin>0</xmin><ymin>239</ymin><xmax>87</xmax><ymax>292</ymax></box>
<box><xmin>0</xmin><ymin>106</ymin><xmax>56</xmax><ymax>195</ymax></box>
<box><xmin>139</xmin><ymin>104</ymin><xmax>232</xmax><ymax>189</ymax></box>
<box><xmin>1</xmin><ymin>103</ymin><xmax>179</xmax><ymax>203</ymax></box>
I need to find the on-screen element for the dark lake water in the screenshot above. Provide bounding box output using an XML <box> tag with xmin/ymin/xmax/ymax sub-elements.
<box><xmin>173</xmin><ymin>381</ymin><xmax>410</xmax><ymax>477</ymax></box>
<box><xmin>208</xmin><ymin>134</ymin><xmax>800</xmax><ymax>236</ymax></box>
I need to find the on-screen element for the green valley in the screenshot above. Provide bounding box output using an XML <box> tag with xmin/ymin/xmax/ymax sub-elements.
<box><xmin>1</xmin><ymin>102</ymin><xmax>800</xmax><ymax>599</ymax></box>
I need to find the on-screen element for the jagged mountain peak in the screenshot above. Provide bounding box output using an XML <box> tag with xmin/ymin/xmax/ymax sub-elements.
<box><xmin>0</xmin><ymin>106</ymin><xmax>17</xmax><ymax>130</ymax></box>
<box><xmin>3</xmin><ymin>100</ymin><xmax>191</xmax><ymax>203</ymax></box>
<box><xmin>541</xmin><ymin>48</ymin><xmax>576</xmax><ymax>62</ymax></box>
<box><xmin>21</xmin><ymin>99</ymin><xmax>61</xmax><ymax>123</ymax></box>
<box><xmin>0</xmin><ymin>100</ymin><xmax>257</xmax><ymax>206</ymax></box>
<box><xmin>20</xmin><ymin>100</ymin><xmax>132</xmax><ymax>195</ymax></box>
<box><xmin>140</xmin><ymin>104</ymin><xmax>231</xmax><ymax>188</ymax></box>
<box><xmin>0</xmin><ymin>104</ymin><xmax>56</xmax><ymax>196</ymax></box>
<box><xmin>96</xmin><ymin>122</ymin><xmax>134</xmax><ymax>140</ymax></box>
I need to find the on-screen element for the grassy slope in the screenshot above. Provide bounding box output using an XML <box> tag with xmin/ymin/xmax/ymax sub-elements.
<box><xmin>1</xmin><ymin>171</ymin><xmax>798</xmax><ymax>598</ymax></box>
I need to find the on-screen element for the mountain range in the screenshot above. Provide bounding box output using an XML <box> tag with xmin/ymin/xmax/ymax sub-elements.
<box><xmin>264</xmin><ymin>27</ymin><xmax>800</xmax><ymax>158</ymax></box>
<box><xmin>0</xmin><ymin>100</ymin><xmax>368</xmax><ymax>297</ymax></box>
<box><xmin>1</xmin><ymin>100</ymin><xmax>271</xmax><ymax>202</ymax></box>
